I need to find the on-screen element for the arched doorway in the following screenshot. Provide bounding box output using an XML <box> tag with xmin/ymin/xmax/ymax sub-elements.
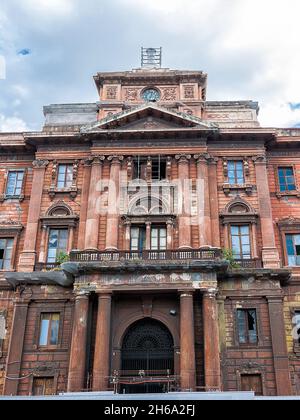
<box><xmin>121</xmin><ymin>318</ymin><xmax>174</xmax><ymax>393</ymax></box>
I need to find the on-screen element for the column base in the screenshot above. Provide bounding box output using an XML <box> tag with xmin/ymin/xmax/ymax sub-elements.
<box><xmin>18</xmin><ymin>251</ymin><xmax>36</xmax><ymax>272</ymax></box>
<box><xmin>262</xmin><ymin>248</ymin><xmax>281</xmax><ymax>269</ymax></box>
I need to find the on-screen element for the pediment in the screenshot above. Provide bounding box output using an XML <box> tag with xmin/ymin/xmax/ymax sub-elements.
<box><xmin>81</xmin><ymin>103</ymin><xmax>218</xmax><ymax>133</ymax></box>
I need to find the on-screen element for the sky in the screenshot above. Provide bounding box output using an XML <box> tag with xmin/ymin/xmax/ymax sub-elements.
<box><xmin>0</xmin><ymin>0</ymin><xmax>300</xmax><ymax>132</ymax></box>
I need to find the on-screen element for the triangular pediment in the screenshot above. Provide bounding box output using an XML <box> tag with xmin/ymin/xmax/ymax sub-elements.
<box><xmin>81</xmin><ymin>103</ymin><xmax>218</xmax><ymax>133</ymax></box>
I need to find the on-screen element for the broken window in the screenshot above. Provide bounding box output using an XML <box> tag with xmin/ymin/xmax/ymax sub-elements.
<box><xmin>47</xmin><ymin>229</ymin><xmax>68</xmax><ymax>263</ymax></box>
<box><xmin>286</xmin><ymin>234</ymin><xmax>300</xmax><ymax>266</ymax></box>
<box><xmin>0</xmin><ymin>238</ymin><xmax>14</xmax><ymax>270</ymax></box>
<box><xmin>237</xmin><ymin>309</ymin><xmax>258</xmax><ymax>345</ymax></box>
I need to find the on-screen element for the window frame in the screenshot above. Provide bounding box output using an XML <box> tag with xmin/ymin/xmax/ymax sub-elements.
<box><xmin>275</xmin><ymin>164</ymin><xmax>300</xmax><ymax>198</ymax></box>
<box><xmin>278</xmin><ymin>166</ymin><xmax>297</xmax><ymax>193</ymax></box>
<box><xmin>230</xmin><ymin>224</ymin><xmax>252</xmax><ymax>260</ymax></box>
<box><xmin>285</xmin><ymin>233</ymin><xmax>300</xmax><ymax>267</ymax></box>
<box><xmin>151</xmin><ymin>226</ymin><xmax>167</xmax><ymax>251</ymax></box>
<box><xmin>236</xmin><ymin>308</ymin><xmax>259</xmax><ymax>346</ymax></box>
<box><xmin>5</xmin><ymin>170</ymin><xmax>25</xmax><ymax>197</ymax></box>
<box><xmin>46</xmin><ymin>228</ymin><xmax>69</xmax><ymax>264</ymax></box>
<box><xmin>38</xmin><ymin>312</ymin><xmax>61</xmax><ymax>349</ymax></box>
<box><xmin>227</xmin><ymin>160</ymin><xmax>245</xmax><ymax>185</ymax></box>
<box><xmin>56</xmin><ymin>164</ymin><xmax>74</xmax><ymax>190</ymax></box>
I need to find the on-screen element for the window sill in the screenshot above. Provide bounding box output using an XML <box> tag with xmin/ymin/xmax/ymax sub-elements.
<box><xmin>48</xmin><ymin>187</ymin><xmax>78</xmax><ymax>200</ymax></box>
<box><xmin>0</xmin><ymin>194</ymin><xmax>25</xmax><ymax>203</ymax></box>
<box><xmin>276</xmin><ymin>191</ymin><xmax>300</xmax><ymax>199</ymax></box>
<box><xmin>223</xmin><ymin>184</ymin><xmax>254</xmax><ymax>196</ymax></box>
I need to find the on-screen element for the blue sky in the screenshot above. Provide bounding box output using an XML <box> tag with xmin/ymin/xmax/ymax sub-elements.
<box><xmin>0</xmin><ymin>0</ymin><xmax>300</xmax><ymax>132</ymax></box>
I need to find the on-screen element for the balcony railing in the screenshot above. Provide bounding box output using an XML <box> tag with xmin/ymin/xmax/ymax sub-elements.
<box><xmin>233</xmin><ymin>259</ymin><xmax>263</xmax><ymax>269</ymax></box>
<box><xmin>35</xmin><ymin>263</ymin><xmax>61</xmax><ymax>271</ymax></box>
<box><xmin>70</xmin><ymin>248</ymin><xmax>223</xmax><ymax>263</ymax></box>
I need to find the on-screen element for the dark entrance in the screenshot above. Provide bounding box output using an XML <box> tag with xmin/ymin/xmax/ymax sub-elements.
<box><xmin>121</xmin><ymin>318</ymin><xmax>174</xmax><ymax>394</ymax></box>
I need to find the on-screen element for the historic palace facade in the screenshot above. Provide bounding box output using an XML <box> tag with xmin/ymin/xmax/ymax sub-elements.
<box><xmin>0</xmin><ymin>56</ymin><xmax>300</xmax><ymax>396</ymax></box>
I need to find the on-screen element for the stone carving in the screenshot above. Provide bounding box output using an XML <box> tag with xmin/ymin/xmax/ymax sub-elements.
<box><xmin>106</xmin><ymin>86</ymin><xmax>118</xmax><ymax>100</ymax></box>
<box><xmin>125</xmin><ymin>88</ymin><xmax>139</xmax><ymax>101</ymax></box>
<box><xmin>33</xmin><ymin>160</ymin><xmax>49</xmax><ymax>169</ymax></box>
<box><xmin>143</xmin><ymin>117</ymin><xmax>159</xmax><ymax>129</ymax></box>
<box><xmin>175</xmin><ymin>154</ymin><xmax>191</xmax><ymax>163</ymax></box>
<box><xmin>161</xmin><ymin>88</ymin><xmax>177</xmax><ymax>101</ymax></box>
<box><xmin>184</xmin><ymin>85</ymin><xmax>195</xmax><ymax>99</ymax></box>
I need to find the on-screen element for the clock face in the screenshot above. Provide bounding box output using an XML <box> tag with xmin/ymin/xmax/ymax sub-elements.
<box><xmin>141</xmin><ymin>88</ymin><xmax>161</xmax><ymax>102</ymax></box>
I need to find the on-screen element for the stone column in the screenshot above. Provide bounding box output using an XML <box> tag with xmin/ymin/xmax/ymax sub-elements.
<box><xmin>67</xmin><ymin>292</ymin><xmax>90</xmax><ymax>393</ymax></box>
<box><xmin>78</xmin><ymin>161</ymin><xmax>92</xmax><ymax>250</ymax></box>
<box><xmin>176</xmin><ymin>155</ymin><xmax>192</xmax><ymax>249</ymax></box>
<box><xmin>105</xmin><ymin>156</ymin><xmax>124</xmax><ymax>251</ymax></box>
<box><xmin>67</xmin><ymin>226</ymin><xmax>75</xmax><ymax>253</ymax></box>
<box><xmin>19</xmin><ymin>160</ymin><xmax>49</xmax><ymax>272</ymax></box>
<box><xmin>38</xmin><ymin>225</ymin><xmax>48</xmax><ymax>263</ymax></box>
<box><xmin>167</xmin><ymin>219</ymin><xmax>174</xmax><ymax>250</ymax></box>
<box><xmin>203</xmin><ymin>289</ymin><xmax>221</xmax><ymax>391</ymax></box>
<box><xmin>84</xmin><ymin>156</ymin><xmax>105</xmax><ymax>250</ymax></box>
<box><xmin>253</xmin><ymin>156</ymin><xmax>280</xmax><ymax>268</ymax></box>
<box><xmin>4</xmin><ymin>296</ymin><xmax>29</xmax><ymax>395</ymax></box>
<box><xmin>123</xmin><ymin>219</ymin><xmax>131</xmax><ymax>250</ymax></box>
<box><xmin>208</xmin><ymin>157</ymin><xmax>220</xmax><ymax>248</ymax></box>
<box><xmin>194</xmin><ymin>154</ymin><xmax>212</xmax><ymax>247</ymax></box>
<box><xmin>145</xmin><ymin>221</ymin><xmax>152</xmax><ymax>250</ymax></box>
<box><xmin>267</xmin><ymin>296</ymin><xmax>292</xmax><ymax>396</ymax></box>
<box><xmin>93</xmin><ymin>293</ymin><xmax>112</xmax><ymax>391</ymax></box>
<box><xmin>180</xmin><ymin>292</ymin><xmax>196</xmax><ymax>391</ymax></box>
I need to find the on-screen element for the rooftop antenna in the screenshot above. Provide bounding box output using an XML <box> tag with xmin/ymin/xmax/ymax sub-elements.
<box><xmin>141</xmin><ymin>47</ymin><xmax>162</xmax><ymax>68</ymax></box>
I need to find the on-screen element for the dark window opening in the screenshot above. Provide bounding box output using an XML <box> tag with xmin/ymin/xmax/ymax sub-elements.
<box><xmin>278</xmin><ymin>167</ymin><xmax>296</xmax><ymax>192</ymax></box>
<box><xmin>237</xmin><ymin>309</ymin><xmax>258</xmax><ymax>345</ymax></box>
<box><xmin>133</xmin><ymin>157</ymin><xmax>167</xmax><ymax>181</ymax></box>
<box><xmin>130</xmin><ymin>227</ymin><xmax>146</xmax><ymax>253</ymax></box>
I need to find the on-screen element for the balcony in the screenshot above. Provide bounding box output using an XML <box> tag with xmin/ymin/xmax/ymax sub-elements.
<box><xmin>35</xmin><ymin>263</ymin><xmax>62</xmax><ymax>271</ymax></box>
<box><xmin>233</xmin><ymin>259</ymin><xmax>263</xmax><ymax>269</ymax></box>
<box><xmin>69</xmin><ymin>248</ymin><xmax>223</xmax><ymax>263</ymax></box>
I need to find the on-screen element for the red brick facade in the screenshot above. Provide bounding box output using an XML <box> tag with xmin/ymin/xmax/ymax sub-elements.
<box><xmin>0</xmin><ymin>66</ymin><xmax>299</xmax><ymax>396</ymax></box>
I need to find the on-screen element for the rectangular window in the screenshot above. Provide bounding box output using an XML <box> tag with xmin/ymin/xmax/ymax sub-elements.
<box><xmin>6</xmin><ymin>171</ymin><xmax>24</xmax><ymax>197</ymax></box>
<box><xmin>152</xmin><ymin>157</ymin><xmax>167</xmax><ymax>181</ymax></box>
<box><xmin>151</xmin><ymin>227</ymin><xmax>167</xmax><ymax>251</ymax></box>
<box><xmin>39</xmin><ymin>313</ymin><xmax>60</xmax><ymax>347</ymax></box>
<box><xmin>0</xmin><ymin>313</ymin><xmax>6</xmax><ymax>350</ymax></box>
<box><xmin>130</xmin><ymin>227</ymin><xmax>146</xmax><ymax>252</ymax></box>
<box><xmin>47</xmin><ymin>229</ymin><xmax>68</xmax><ymax>263</ymax></box>
<box><xmin>230</xmin><ymin>225</ymin><xmax>251</xmax><ymax>260</ymax></box>
<box><xmin>278</xmin><ymin>167</ymin><xmax>296</xmax><ymax>192</ymax></box>
<box><xmin>32</xmin><ymin>377</ymin><xmax>55</xmax><ymax>396</ymax></box>
<box><xmin>0</xmin><ymin>238</ymin><xmax>14</xmax><ymax>270</ymax></box>
<box><xmin>228</xmin><ymin>161</ymin><xmax>244</xmax><ymax>185</ymax></box>
<box><xmin>286</xmin><ymin>234</ymin><xmax>300</xmax><ymax>266</ymax></box>
<box><xmin>57</xmin><ymin>164</ymin><xmax>73</xmax><ymax>189</ymax></box>
<box><xmin>237</xmin><ymin>309</ymin><xmax>258</xmax><ymax>345</ymax></box>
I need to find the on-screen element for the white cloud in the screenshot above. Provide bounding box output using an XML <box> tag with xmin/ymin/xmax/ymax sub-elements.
<box><xmin>21</xmin><ymin>0</ymin><xmax>75</xmax><ymax>17</ymax></box>
<box><xmin>0</xmin><ymin>115</ymin><xmax>29</xmax><ymax>132</ymax></box>
<box><xmin>11</xmin><ymin>84</ymin><xmax>30</xmax><ymax>98</ymax></box>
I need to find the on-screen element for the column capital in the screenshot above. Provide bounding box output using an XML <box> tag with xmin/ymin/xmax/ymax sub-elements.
<box><xmin>108</xmin><ymin>155</ymin><xmax>124</xmax><ymax>164</ymax></box>
<box><xmin>33</xmin><ymin>159</ymin><xmax>49</xmax><ymax>169</ymax></box>
<box><xmin>96</xmin><ymin>292</ymin><xmax>113</xmax><ymax>299</ymax></box>
<box><xmin>194</xmin><ymin>153</ymin><xmax>211</xmax><ymax>164</ymax></box>
<box><xmin>74</xmin><ymin>289</ymin><xmax>91</xmax><ymax>299</ymax></box>
<box><xmin>202</xmin><ymin>288</ymin><xmax>219</xmax><ymax>299</ymax></box>
<box><xmin>180</xmin><ymin>291</ymin><xmax>194</xmax><ymax>298</ymax></box>
<box><xmin>252</xmin><ymin>155</ymin><xmax>267</xmax><ymax>165</ymax></box>
<box><xmin>175</xmin><ymin>154</ymin><xmax>191</xmax><ymax>163</ymax></box>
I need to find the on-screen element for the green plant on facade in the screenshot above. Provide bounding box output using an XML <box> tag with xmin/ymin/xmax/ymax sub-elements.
<box><xmin>222</xmin><ymin>248</ymin><xmax>241</xmax><ymax>269</ymax></box>
<box><xmin>56</xmin><ymin>252</ymin><xmax>70</xmax><ymax>265</ymax></box>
